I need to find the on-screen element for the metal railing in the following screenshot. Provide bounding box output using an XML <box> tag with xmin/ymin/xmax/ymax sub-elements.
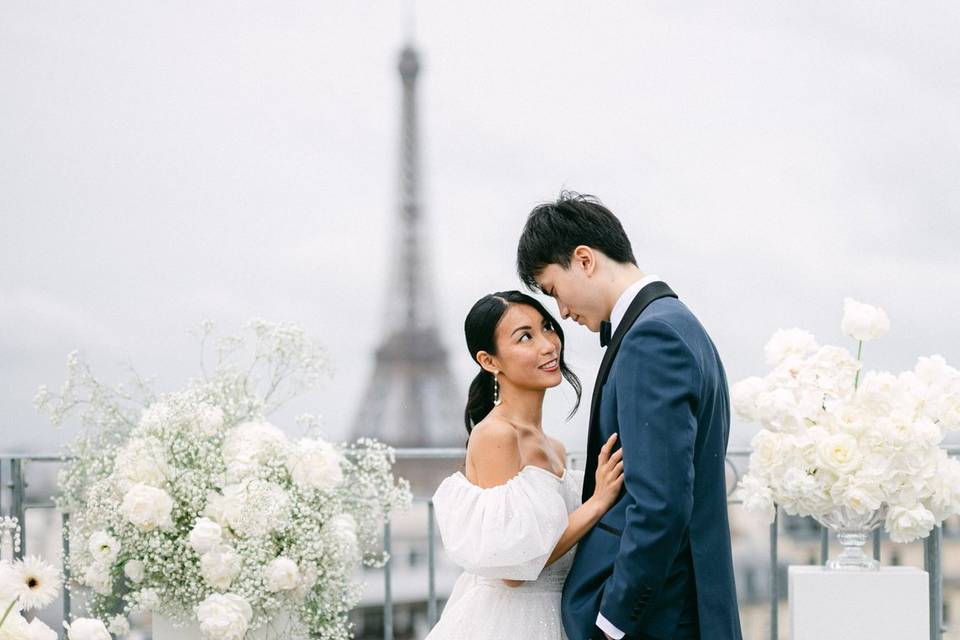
<box><xmin>1</xmin><ymin>449</ymin><xmax>950</xmax><ymax>640</ymax></box>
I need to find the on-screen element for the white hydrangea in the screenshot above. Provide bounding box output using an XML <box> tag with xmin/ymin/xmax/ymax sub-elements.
<box><xmin>841</xmin><ymin>298</ymin><xmax>890</xmax><ymax>342</ymax></box>
<box><xmin>764</xmin><ymin>328</ymin><xmax>819</xmax><ymax>366</ymax></box>
<box><xmin>737</xmin><ymin>299</ymin><xmax>960</xmax><ymax>544</ymax></box>
<box><xmin>196</xmin><ymin>593</ymin><xmax>253</xmax><ymax>640</ymax></box>
<box><xmin>286</xmin><ymin>438</ymin><xmax>344</xmax><ymax>491</ymax></box>
<box><xmin>731</xmin><ymin>377</ymin><xmax>766</xmax><ymax>423</ymax></box>
<box><xmin>886</xmin><ymin>504</ymin><xmax>937</xmax><ymax>543</ymax></box>
<box><xmin>737</xmin><ymin>475</ymin><xmax>775</xmax><ymax>523</ymax></box>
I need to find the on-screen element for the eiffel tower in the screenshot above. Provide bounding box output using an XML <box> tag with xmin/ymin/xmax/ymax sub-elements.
<box><xmin>351</xmin><ymin>43</ymin><xmax>463</xmax><ymax>492</ymax></box>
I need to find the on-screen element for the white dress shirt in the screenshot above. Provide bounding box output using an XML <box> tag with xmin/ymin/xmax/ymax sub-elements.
<box><xmin>596</xmin><ymin>274</ymin><xmax>662</xmax><ymax>640</ymax></box>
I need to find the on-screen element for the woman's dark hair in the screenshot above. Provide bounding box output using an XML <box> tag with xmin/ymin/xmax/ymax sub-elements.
<box><xmin>463</xmin><ymin>290</ymin><xmax>582</xmax><ymax>435</ymax></box>
<box><xmin>516</xmin><ymin>190</ymin><xmax>637</xmax><ymax>292</ymax></box>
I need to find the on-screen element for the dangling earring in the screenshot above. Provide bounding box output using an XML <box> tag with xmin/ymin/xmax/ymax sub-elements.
<box><xmin>493</xmin><ymin>371</ymin><xmax>502</xmax><ymax>406</ymax></box>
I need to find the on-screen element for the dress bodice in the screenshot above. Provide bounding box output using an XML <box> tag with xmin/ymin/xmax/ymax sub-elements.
<box><xmin>432</xmin><ymin>464</ymin><xmax>586</xmax><ymax>587</ymax></box>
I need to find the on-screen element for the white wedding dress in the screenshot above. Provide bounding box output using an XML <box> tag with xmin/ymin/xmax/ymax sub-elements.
<box><xmin>426</xmin><ymin>464</ymin><xmax>585</xmax><ymax>640</ymax></box>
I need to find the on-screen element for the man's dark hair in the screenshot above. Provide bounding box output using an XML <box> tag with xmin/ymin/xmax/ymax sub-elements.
<box><xmin>516</xmin><ymin>191</ymin><xmax>637</xmax><ymax>291</ymax></box>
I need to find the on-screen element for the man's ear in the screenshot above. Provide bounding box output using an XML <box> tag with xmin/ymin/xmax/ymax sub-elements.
<box><xmin>476</xmin><ymin>351</ymin><xmax>500</xmax><ymax>375</ymax></box>
<box><xmin>572</xmin><ymin>245</ymin><xmax>597</xmax><ymax>276</ymax></box>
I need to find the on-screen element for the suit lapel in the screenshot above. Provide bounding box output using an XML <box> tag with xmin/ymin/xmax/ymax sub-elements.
<box><xmin>581</xmin><ymin>281</ymin><xmax>678</xmax><ymax>502</ymax></box>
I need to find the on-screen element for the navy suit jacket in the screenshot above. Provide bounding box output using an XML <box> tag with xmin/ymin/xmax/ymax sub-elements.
<box><xmin>561</xmin><ymin>283</ymin><xmax>742</xmax><ymax>640</ymax></box>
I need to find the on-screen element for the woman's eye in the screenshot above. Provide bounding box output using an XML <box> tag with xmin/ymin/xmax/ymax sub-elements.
<box><xmin>519</xmin><ymin>332</ymin><xmax>531</xmax><ymax>342</ymax></box>
<box><xmin>543</xmin><ymin>323</ymin><xmax>555</xmax><ymax>332</ymax></box>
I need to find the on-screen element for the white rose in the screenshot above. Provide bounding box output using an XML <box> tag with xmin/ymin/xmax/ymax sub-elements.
<box><xmin>731</xmin><ymin>377</ymin><xmax>766</xmax><ymax>422</ymax></box>
<box><xmin>82</xmin><ymin>565</ymin><xmax>112</xmax><ymax>596</ymax></box>
<box><xmin>123</xmin><ymin>559</ymin><xmax>145</xmax><ymax>584</ymax></box>
<box><xmin>886</xmin><ymin>504</ymin><xmax>936</xmax><ymax>543</ymax></box>
<box><xmin>764</xmin><ymin>328</ymin><xmax>819</xmax><ymax>366</ymax></box>
<box><xmin>196</xmin><ymin>593</ymin><xmax>253</xmax><ymax>640</ymax></box>
<box><xmin>65</xmin><ymin>618</ymin><xmax>111</xmax><ymax>640</ymax></box>
<box><xmin>189</xmin><ymin>517</ymin><xmax>223</xmax><ymax>554</ymax></box>
<box><xmin>194</xmin><ymin>403</ymin><xmax>225</xmax><ymax>436</ymax></box>
<box><xmin>200</xmin><ymin>546</ymin><xmax>242</xmax><ymax>590</ymax></box>
<box><xmin>286</xmin><ymin>438</ymin><xmax>343</xmax><ymax>491</ymax></box>
<box><xmin>841</xmin><ymin>298</ymin><xmax>890</xmax><ymax>342</ymax></box>
<box><xmin>264</xmin><ymin>557</ymin><xmax>300</xmax><ymax>592</ymax></box>
<box><xmin>0</xmin><ymin>612</ymin><xmax>57</xmax><ymax>640</ymax></box>
<box><xmin>816</xmin><ymin>433</ymin><xmax>862</xmax><ymax>475</ymax></box>
<box><xmin>107</xmin><ymin>615</ymin><xmax>130</xmax><ymax>636</ymax></box>
<box><xmin>27</xmin><ymin>617</ymin><xmax>58</xmax><ymax>640</ymax></box>
<box><xmin>0</xmin><ymin>611</ymin><xmax>37</xmax><ymax>640</ymax></box>
<box><xmin>87</xmin><ymin>531</ymin><xmax>120</xmax><ymax>565</ymax></box>
<box><xmin>838</xmin><ymin>477</ymin><xmax>884</xmax><ymax>514</ymax></box>
<box><xmin>121</xmin><ymin>483</ymin><xmax>174</xmax><ymax>531</ymax></box>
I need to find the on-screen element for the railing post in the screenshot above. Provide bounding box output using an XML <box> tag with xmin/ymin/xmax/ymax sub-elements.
<box><xmin>427</xmin><ymin>500</ymin><xmax>437</xmax><ymax>627</ymax></box>
<box><xmin>383</xmin><ymin>519</ymin><xmax>393</xmax><ymax>640</ymax></box>
<box><xmin>770</xmin><ymin>507</ymin><xmax>779</xmax><ymax>640</ymax></box>
<box><xmin>9</xmin><ymin>458</ymin><xmax>25</xmax><ymax>558</ymax></box>
<box><xmin>819</xmin><ymin>523</ymin><xmax>829</xmax><ymax>565</ymax></box>
<box><xmin>62</xmin><ymin>511</ymin><xmax>71</xmax><ymax>627</ymax></box>
<box><xmin>924</xmin><ymin>526</ymin><xmax>943</xmax><ymax>640</ymax></box>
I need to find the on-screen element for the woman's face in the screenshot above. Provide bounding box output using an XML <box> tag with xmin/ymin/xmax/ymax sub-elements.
<box><xmin>488</xmin><ymin>304</ymin><xmax>563</xmax><ymax>390</ymax></box>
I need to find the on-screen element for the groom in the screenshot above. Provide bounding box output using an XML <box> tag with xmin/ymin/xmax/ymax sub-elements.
<box><xmin>517</xmin><ymin>192</ymin><xmax>742</xmax><ymax>640</ymax></box>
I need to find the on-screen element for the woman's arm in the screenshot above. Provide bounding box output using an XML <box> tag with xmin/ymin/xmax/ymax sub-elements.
<box><xmin>545</xmin><ymin>434</ymin><xmax>622</xmax><ymax>566</ymax></box>
<box><xmin>503</xmin><ymin>434</ymin><xmax>624</xmax><ymax>587</ymax></box>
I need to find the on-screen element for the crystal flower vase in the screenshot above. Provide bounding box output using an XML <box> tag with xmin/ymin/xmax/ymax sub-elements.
<box><xmin>816</xmin><ymin>506</ymin><xmax>887</xmax><ymax>571</ymax></box>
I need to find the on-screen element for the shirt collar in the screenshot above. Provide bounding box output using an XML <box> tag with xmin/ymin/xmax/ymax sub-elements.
<box><xmin>609</xmin><ymin>274</ymin><xmax>662</xmax><ymax>335</ymax></box>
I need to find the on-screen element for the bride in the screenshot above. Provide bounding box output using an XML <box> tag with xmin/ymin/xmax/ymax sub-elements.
<box><xmin>426</xmin><ymin>290</ymin><xmax>625</xmax><ymax>640</ymax></box>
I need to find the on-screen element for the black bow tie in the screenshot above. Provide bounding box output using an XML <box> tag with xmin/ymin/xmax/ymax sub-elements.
<box><xmin>599</xmin><ymin>320</ymin><xmax>612</xmax><ymax>348</ymax></box>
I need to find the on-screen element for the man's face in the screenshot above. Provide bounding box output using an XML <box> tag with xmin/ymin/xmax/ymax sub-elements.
<box><xmin>536</xmin><ymin>262</ymin><xmax>605</xmax><ymax>332</ymax></box>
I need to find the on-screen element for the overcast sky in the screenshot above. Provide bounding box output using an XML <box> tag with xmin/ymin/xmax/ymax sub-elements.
<box><xmin>2</xmin><ymin>1</ymin><xmax>958</xmax><ymax>455</ymax></box>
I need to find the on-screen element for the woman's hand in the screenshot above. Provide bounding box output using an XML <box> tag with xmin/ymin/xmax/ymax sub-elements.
<box><xmin>590</xmin><ymin>433</ymin><xmax>624</xmax><ymax>511</ymax></box>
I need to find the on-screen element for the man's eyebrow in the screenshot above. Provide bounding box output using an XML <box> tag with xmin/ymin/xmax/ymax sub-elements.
<box><xmin>511</xmin><ymin>325</ymin><xmax>533</xmax><ymax>336</ymax></box>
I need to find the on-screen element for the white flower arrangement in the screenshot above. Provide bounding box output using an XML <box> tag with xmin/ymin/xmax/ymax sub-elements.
<box><xmin>734</xmin><ymin>299</ymin><xmax>960</xmax><ymax>543</ymax></box>
<box><xmin>36</xmin><ymin>319</ymin><xmax>412</xmax><ymax>639</ymax></box>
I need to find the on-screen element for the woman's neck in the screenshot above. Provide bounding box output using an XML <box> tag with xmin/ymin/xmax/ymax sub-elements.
<box><xmin>493</xmin><ymin>385</ymin><xmax>545</xmax><ymax>430</ymax></box>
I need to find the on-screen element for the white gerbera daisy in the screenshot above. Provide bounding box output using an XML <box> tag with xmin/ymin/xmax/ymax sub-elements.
<box><xmin>4</xmin><ymin>556</ymin><xmax>61</xmax><ymax>610</ymax></box>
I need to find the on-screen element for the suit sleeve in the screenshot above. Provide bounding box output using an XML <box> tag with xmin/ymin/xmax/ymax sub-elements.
<box><xmin>598</xmin><ymin>319</ymin><xmax>701</xmax><ymax>635</ymax></box>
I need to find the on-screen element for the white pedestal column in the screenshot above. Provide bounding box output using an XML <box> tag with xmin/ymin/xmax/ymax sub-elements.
<box><xmin>789</xmin><ymin>566</ymin><xmax>928</xmax><ymax>640</ymax></box>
